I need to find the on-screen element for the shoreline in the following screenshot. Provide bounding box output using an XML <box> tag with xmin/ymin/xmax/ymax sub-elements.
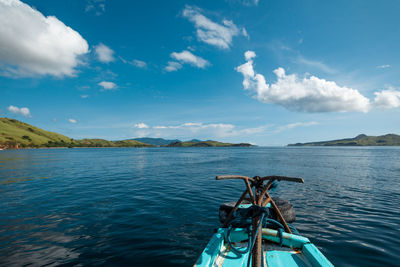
<box><xmin>0</xmin><ymin>145</ymin><xmax>255</xmax><ymax>150</ymax></box>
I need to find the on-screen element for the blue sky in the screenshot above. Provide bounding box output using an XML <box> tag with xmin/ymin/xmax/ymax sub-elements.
<box><xmin>1</xmin><ymin>0</ymin><xmax>399</xmax><ymax>145</ymax></box>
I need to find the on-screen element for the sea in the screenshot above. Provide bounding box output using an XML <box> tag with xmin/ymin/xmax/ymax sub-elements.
<box><xmin>0</xmin><ymin>147</ymin><xmax>399</xmax><ymax>266</ymax></box>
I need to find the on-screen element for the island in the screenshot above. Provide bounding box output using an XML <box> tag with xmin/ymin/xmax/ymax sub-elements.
<box><xmin>288</xmin><ymin>134</ymin><xmax>400</xmax><ymax>146</ymax></box>
<box><xmin>165</xmin><ymin>140</ymin><xmax>253</xmax><ymax>147</ymax></box>
<box><xmin>0</xmin><ymin>118</ymin><xmax>253</xmax><ymax>149</ymax></box>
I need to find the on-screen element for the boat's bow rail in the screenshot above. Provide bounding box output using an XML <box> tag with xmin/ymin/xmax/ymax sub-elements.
<box><xmin>215</xmin><ymin>174</ymin><xmax>305</xmax><ymax>267</ymax></box>
<box><xmin>216</xmin><ymin>175</ymin><xmax>304</xmax><ymax>184</ymax></box>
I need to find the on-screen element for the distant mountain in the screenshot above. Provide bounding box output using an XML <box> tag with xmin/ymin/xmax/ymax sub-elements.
<box><xmin>288</xmin><ymin>134</ymin><xmax>400</xmax><ymax>146</ymax></box>
<box><xmin>133</xmin><ymin>137</ymin><xmax>181</xmax><ymax>146</ymax></box>
<box><xmin>0</xmin><ymin>118</ymin><xmax>152</xmax><ymax>149</ymax></box>
<box><xmin>165</xmin><ymin>140</ymin><xmax>253</xmax><ymax>147</ymax></box>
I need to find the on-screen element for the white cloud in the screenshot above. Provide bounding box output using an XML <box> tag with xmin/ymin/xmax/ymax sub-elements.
<box><xmin>236</xmin><ymin>51</ymin><xmax>373</xmax><ymax>113</ymax></box>
<box><xmin>182</xmin><ymin>5</ymin><xmax>246</xmax><ymax>49</ymax></box>
<box><xmin>119</xmin><ymin>57</ymin><xmax>147</xmax><ymax>68</ymax></box>
<box><xmin>373</xmin><ymin>89</ymin><xmax>400</xmax><ymax>109</ymax></box>
<box><xmin>296</xmin><ymin>55</ymin><xmax>336</xmax><ymax>74</ymax></box>
<box><xmin>135</xmin><ymin>122</ymin><xmax>270</xmax><ymax>139</ymax></box>
<box><xmin>81</xmin><ymin>95</ymin><xmax>89</xmax><ymax>98</ymax></box>
<box><xmin>95</xmin><ymin>43</ymin><xmax>114</xmax><ymax>63</ymax></box>
<box><xmin>134</xmin><ymin>123</ymin><xmax>149</xmax><ymax>129</ymax></box>
<box><xmin>131</xmin><ymin>121</ymin><xmax>320</xmax><ymax>140</ymax></box>
<box><xmin>242</xmin><ymin>28</ymin><xmax>249</xmax><ymax>39</ymax></box>
<box><xmin>85</xmin><ymin>0</ymin><xmax>106</xmax><ymax>16</ymax></box>
<box><xmin>377</xmin><ymin>64</ymin><xmax>390</xmax><ymax>69</ymax></box>
<box><xmin>275</xmin><ymin>121</ymin><xmax>318</xmax><ymax>133</ymax></box>
<box><xmin>68</xmin><ymin>119</ymin><xmax>77</xmax><ymax>124</ymax></box>
<box><xmin>165</xmin><ymin>61</ymin><xmax>182</xmax><ymax>72</ymax></box>
<box><xmin>245</xmin><ymin>50</ymin><xmax>256</xmax><ymax>61</ymax></box>
<box><xmin>0</xmin><ymin>0</ymin><xmax>89</xmax><ymax>77</ymax></box>
<box><xmin>170</xmin><ymin>50</ymin><xmax>210</xmax><ymax>68</ymax></box>
<box><xmin>149</xmin><ymin>122</ymin><xmax>237</xmax><ymax>138</ymax></box>
<box><xmin>98</xmin><ymin>81</ymin><xmax>117</xmax><ymax>90</ymax></box>
<box><xmin>239</xmin><ymin>0</ymin><xmax>259</xmax><ymax>6</ymax></box>
<box><xmin>132</xmin><ymin>59</ymin><xmax>147</xmax><ymax>68</ymax></box>
<box><xmin>7</xmin><ymin>105</ymin><xmax>31</xmax><ymax>117</ymax></box>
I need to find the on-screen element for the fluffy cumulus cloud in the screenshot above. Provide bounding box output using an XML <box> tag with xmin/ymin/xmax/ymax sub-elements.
<box><xmin>0</xmin><ymin>0</ymin><xmax>89</xmax><ymax>77</ymax></box>
<box><xmin>373</xmin><ymin>89</ymin><xmax>400</xmax><ymax>109</ymax></box>
<box><xmin>7</xmin><ymin>105</ymin><xmax>31</xmax><ymax>117</ymax></box>
<box><xmin>95</xmin><ymin>43</ymin><xmax>114</xmax><ymax>63</ymax></box>
<box><xmin>245</xmin><ymin>51</ymin><xmax>256</xmax><ymax>61</ymax></box>
<box><xmin>68</xmin><ymin>119</ymin><xmax>77</xmax><ymax>124</ymax></box>
<box><xmin>182</xmin><ymin>5</ymin><xmax>247</xmax><ymax>49</ymax></box>
<box><xmin>170</xmin><ymin>50</ymin><xmax>210</xmax><ymax>68</ymax></box>
<box><xmin>236</xmin><ymin>51</ymin><xmax>400</xmax><ymax>113</ymax></box>
<box><xmin>134</xmin><ymin>123</ymin><xmax>149</xmax><ymax>129</ymax></box>
<box><xmin>98</xmin><ymin>81</ymin><xmax>117</xmax><ymax>90</ymax></box>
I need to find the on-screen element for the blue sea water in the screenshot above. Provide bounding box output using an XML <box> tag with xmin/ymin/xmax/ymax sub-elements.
<box><xmin>0</xmin><ymin>147</ymin><xmax>399</xmax><ymax>266</ymax></box>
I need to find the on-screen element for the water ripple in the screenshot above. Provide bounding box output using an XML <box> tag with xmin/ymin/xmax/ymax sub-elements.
<box><xmin>0</xmin><ymin>147</ymin><xmax>399</xmax><ymax>266</ymax></box>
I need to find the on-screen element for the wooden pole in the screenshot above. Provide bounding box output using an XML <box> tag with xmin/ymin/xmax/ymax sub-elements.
<box><xmin>222</xmin><ymin>189</ymin><xmax>249</xmax><ymax>227</ymax></box>
<box><xmin>244</xmin><ymin>179</ymin><xmax>255</xmax><ymax>204</ymax></box>
<box><xmin>252</xmin><ymin>189</ymin><xmax>262</xmax><ymax>267</ymax></box>
<box><xmin>265</xmin><ymin>192</ymin><xmax>292</xmax><ymax>234</ymax></box>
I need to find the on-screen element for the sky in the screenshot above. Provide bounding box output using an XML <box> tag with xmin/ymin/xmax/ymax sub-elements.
<box><xmin>1</xmin><ymin>0</ymin><xmax>400</xmax><ymax>145</ymax></box>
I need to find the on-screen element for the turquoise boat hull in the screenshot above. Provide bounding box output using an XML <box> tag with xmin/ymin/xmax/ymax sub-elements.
<box><xmin>195</xmin><ymin>228</ymin><xmax>333</xmax><ymax>267</ymax></box>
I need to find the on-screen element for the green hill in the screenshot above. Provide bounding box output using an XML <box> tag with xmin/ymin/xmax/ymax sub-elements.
<box><xmin>0</xmin><ymin>118</ymin><xmax>253</xmax><ymax>149</ymax></box>
<box><xmin>165</xmin><ymin>140</ymin><xmax>253</xmax><ymax>147</ymax></box>
<box><xmin>0</xmin><ymin>118</ymin><xmax>152</xmax><ymax>149</ymax></box>
<box><xmin>72</xmin><ymin>138</ymin><xmax>152</xmax><ymax>148</ymax></box>
<box><xmin>133</xmin><ymin>137</ymin><xmax>181</xmax><ymax>146</ymax></box>
<box><xmin>288</xmin><ymin>134</ymin><xmax>400</xmax><ymax>146</ymax></box>
<box><xmin>0</xmin><ymin>118</ymin><xmax>72</xmax><ymax>148</ymax></box>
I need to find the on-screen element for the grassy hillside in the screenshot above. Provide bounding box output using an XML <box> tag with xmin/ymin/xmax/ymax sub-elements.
<box><xmin>0</xmin><ymin>118</ymin><xmax>253</xmax><ymax>149</ymax></box>
<box><xmin>165</xmin><ymin>140</ymin><xmax>253</xmax><ymax>147</ymax></box>
<box><xmin>288</xmin><ymin>134</ymin><xmax>400</xmax><ymax>146</ymax></box>
<box><xmin>73</xmin><ymin>139</ymin><xmax>153</xmax><ymax>148</ymax></box>
<box><xmin>0</xmin><ymin>118</ymin><xmax>72</xmax><ymax>148</ymax></box>
<box><xmin>0</xmin><ymin>118</ymin><xmax>152</xmax><ymax>149</ymax></box>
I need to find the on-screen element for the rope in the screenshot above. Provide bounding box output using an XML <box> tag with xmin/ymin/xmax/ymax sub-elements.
<box><xmin>277</xmin><ymin>228</ymin><xmax>284</xmax><ymax>247</ymax></box>
<box><xmin>246</xmin><ymin>212</ymin><xmax>266</xmax><ymax>267</ymax></box>
<box><xmin>225</xmin><ymin>204</ymin><xmax>287</xmax><ymax>265</ymax></box>
<box><xmin>226</xmin><ymin>225</ymin><xmax>252</xmax><ymax>254</ymax></box>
